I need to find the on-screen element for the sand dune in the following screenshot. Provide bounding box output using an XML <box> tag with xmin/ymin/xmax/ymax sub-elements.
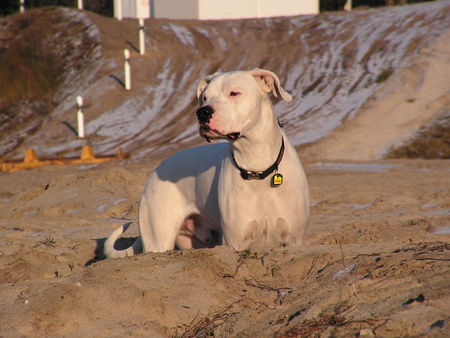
<box><xmin>1</xmin><ymin>2</ymin><xmax>449</xmax><ymax>161</ymax></box>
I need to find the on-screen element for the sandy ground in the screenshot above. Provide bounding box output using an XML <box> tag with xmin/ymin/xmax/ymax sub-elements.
<box><xmin>1</xmin><ymin>4</ymin><xmax>449</xmax><ymax>337</ymax></box>
<box><xmin>0</xmin><ymin>156</ymin><xmax>448</xmax><ymax>337</ymax></box>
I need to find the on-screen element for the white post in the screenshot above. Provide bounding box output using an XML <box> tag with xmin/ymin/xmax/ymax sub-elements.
<box><xmin>77</xmin><ymin>0</ymin><xmax>83</xmax><ymax>10</ymax></box>
<box><xmin>139</xmin><ymin>18</ymin><xmax>145</xmax><ymax>55</ymax></box>
<box><xmin>19</xmin><ymin>0</ymin><xmax>25</xmax><ymax>13</ymax></box>
<box><xmin>117</xmin><ymin>0</ymin><xmax>123</xmax><ymax>21</ymax></box>
<box><xmin>77</xmin><ymin>96</ymin><xmax>85</xmax><ymax>138</ymax></box>
<box><xmin>124</xmin><ymin>49</ymin><xmax>131</xmax><ymax>90</ymax></box>
<box><xmin>344</xmin><ymin>0</ymin><xmax>352</xmax><ymax>11</ymax></box>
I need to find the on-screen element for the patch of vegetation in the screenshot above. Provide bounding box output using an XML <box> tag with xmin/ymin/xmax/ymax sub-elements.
<box><xmin>0</xmin><ymin>7</ymin><xmax>100</xmax><ymax>156</ymax></box>
<box><xmin>375</xmin><ymin>68</ymin><xmax>394</xmax><ymax>84</ymax></box>
<box><xmin>320</xmin><ymin>0</ymin><xmax>438</xmax><ymax>12</ymax></box>
<box><xmin>386</xmin><ymin>113</ymin><xmax>450</xmax><ymax>159</ymax></box>
<box><xmin>0</xmin><ymin>10</ymin><xmax>63</xmax><ymax>103</ymax></box>
<box><xmin>1</xmin><ymin>0</ymin><xmax>114</xmax><ymax>17</ymax></box>
<box><xmin>177</xmin><ymin>303</ymin><xmax>240</xmax><ymax>338</ymax></box>
<box><xmin>40</xmin><ymin>236</ymin><xmax>57</xmax><ymax>247</ymax></box>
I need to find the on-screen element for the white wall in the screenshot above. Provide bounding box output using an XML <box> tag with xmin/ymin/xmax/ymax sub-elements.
<box><xmin>153</xmin><ymin>0</ymin><xmax>198</xmax><ymax>19</ymax></box>
<box><xmin>258</xmin><ymin>0</ymin><xmax>319</xmax><ymax>17</ymax></box>
<box><xmin>198</xmin><ymin>0</ymin><xmax>254</xmax><ymax>20</ymax></box>
<box><xmin>152</xmin><ymin>0</ymin><xmax>318</xmax><ymax>20</ymax></box>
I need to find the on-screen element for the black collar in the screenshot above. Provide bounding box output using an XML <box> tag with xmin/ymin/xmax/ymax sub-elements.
<box><xmin>232</xmin><ymin>137</ymin><xmax>285</xmax><ymax>180</ymax></box>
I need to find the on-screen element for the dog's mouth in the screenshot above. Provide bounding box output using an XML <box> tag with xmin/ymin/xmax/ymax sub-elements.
<box><xmin>226</xmin><ymin>132</ymin><xmax>241</xmax><ymax>140</ymax></box>
<box><xmin>199</xmin><ymin>125</ymin><xmax>241</xmax><ymax>142</ymax></box>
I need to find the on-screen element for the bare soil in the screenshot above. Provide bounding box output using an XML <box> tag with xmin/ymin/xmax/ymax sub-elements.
<box><xmin>0</xmin><ymin>157</ymin><xmax>448</xmax><ymax>337</ymax></box>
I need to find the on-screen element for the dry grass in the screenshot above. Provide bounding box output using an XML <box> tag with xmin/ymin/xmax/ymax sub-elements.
<box><xmin>0</xmin><ymin>7</ymin><xmax>99</xmax><ymax>156</ymax></box>
<box><xmin>0</xmin><ymin>10</ymin><xmax>63</xmax><ymax>103</ymax></box>
<box><xmin>375</xmin><ymin>68</ymin><xmax>394</xmax><ymax>84</ymax></box>
<box><xmin>176</xmin><ymin>304</ymin><xmax>239</xmax><ymax>338</ymax></box>
<box><xmin>386</xmin><ymin>113</ymin><xmax>450</xmax><ymax>159</ymax></box>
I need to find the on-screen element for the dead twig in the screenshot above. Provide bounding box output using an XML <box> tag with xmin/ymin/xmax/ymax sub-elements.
<box><xmin>231</xmin><ymin>247</ymin><xmax>258</xmax><ymax>260</ymax></box>
<box><xmin>414</xmin><ymin>257</ymin><xmax>450</xmax><ymax>261</ymax></box>
<box><xmin>244</xmin><ymin>278</ymin><xmax>293</xmax><ymax>304</ymax></box>
<box><xmin>259</xmin><ymin>252</ymin><xmax>269</xmax><ymax>265</ymax></box>
<box><xmin>222</xmin><ymin>261</ymin><xmax>245</xmax><ymax>278</ymax></box>
<box><xmin>40</xmin><ymin>236</ymin><xmax>56</xmax><ymax>247</ymax></box>
<box><xmin>279</xmin><ymin>314</ymin><xmax>382</xmax><ymax>338</ymax></box>
<box><xmin>301</xmin><ymin>256</ymin><xmax>318</xmax><ymax>281</ymax></box>
<box><xmin>177</xmin><ymin>303</ymin><xmax>238</xmax><ymax>338</ymax></box>
<box><xmin>224</xmin><ymin>247</ymin><xmax>264</xmax><ymax>279</ymax></box>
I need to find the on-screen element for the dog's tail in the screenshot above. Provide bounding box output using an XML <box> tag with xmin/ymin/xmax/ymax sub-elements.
<box><xmin>104</xmin><ymin>222</ymin><xmax>142</xmax><ymax>258</ymax></box>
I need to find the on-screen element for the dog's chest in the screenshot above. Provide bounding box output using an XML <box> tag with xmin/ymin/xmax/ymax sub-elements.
<box><xmin>217</xmin><ymin>178</ymin><xmax>304</xmax><ymax>249</ymax></box>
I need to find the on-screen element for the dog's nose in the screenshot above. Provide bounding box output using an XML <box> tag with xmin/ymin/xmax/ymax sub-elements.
<box><xmin>196</xmin><ymin>105</ymin><xmax>214</xmax><ymax>124</ymax></box>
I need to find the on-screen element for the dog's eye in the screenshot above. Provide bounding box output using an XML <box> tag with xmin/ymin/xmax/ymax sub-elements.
<box><xmin>229</xmin><ymin>91</ymin><xmax>241</xmax><ymax>97</ymax></box>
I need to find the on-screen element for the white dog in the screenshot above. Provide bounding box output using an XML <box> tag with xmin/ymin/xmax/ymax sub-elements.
<box><xmin>104</xmin><ymin>69</ymin><xmax>309</xmax><ymax>257</ymax></box>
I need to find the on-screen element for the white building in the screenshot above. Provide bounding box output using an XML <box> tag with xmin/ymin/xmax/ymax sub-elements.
<box><xmin>114</xmin><ymin>0</ymin><xmax>151</xmax><ymax>19</ymax></box>
<box><xmin>114</xmin><ymin>0</ymin><xmax>319</xmax><ymax>20</ymax></box>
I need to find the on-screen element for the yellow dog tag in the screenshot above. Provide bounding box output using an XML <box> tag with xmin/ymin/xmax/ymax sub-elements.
<box><xmin>272</xmin><ymin>173</ymin><xmax>283</xmax><ymax>187</ymax></box>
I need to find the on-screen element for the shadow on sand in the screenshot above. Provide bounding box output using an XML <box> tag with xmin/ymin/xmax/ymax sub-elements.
<box><xmin>85</xmin><ymin>236</ymin><xmax>139</xmax><ymax>266</ymax></box>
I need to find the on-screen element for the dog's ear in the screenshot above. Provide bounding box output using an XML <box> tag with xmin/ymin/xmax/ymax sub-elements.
<box><xmin>250</xmin><ymin>69</ymin><xmax>292</xmax><ymax>102</ymax></box>
<box><xmin>196</xmin><ymin>72</ymin><xmax>222</xmax><ymax>99</ymax></box>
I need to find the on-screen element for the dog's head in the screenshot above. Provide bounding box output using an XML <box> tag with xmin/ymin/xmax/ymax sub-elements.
<box><xmin>196</xmin><ymin>69</ymin><xmax>292</xmax><ymax>142</ymax></box>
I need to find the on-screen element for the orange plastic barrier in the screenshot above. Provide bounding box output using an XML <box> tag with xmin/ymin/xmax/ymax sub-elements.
<box><xmin>1</xmin><ymin>146</ymin><xmax>128</xmax><ymax>172</ymax></box>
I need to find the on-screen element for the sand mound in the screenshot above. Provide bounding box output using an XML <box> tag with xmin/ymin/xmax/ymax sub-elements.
<box><xmin>0</xmin><ymin>159</ymin><xmax>449</xmax><ymax>336</ymax></box>
<box><xmin>1</xmin><ymin>2</ymin><xmax>449</xmax><ymax>161</ymax></box>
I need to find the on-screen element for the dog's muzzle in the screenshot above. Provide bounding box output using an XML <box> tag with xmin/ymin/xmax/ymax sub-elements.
<box><xmin>196</xmin><ymin>105</ymin><xmax>214</xmax><ymax>125</ymax></box>
<box><xmin>197</xmin><ymin>105</ymin><xmax>241</xmax><ymax>142</ymax></box>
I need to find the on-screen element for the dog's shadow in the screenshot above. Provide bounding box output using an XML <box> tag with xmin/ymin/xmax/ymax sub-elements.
<box><xmin>85</xmin><ymin>237</ymin><xmax>138</xmax><ymax>266</ymax></box>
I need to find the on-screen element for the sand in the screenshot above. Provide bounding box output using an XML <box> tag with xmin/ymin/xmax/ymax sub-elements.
<box><xmin>1</xmin><ymin>3</ymin><xmax>449</xmax><ymax>336</ymax></box>
<box><xmin>0</xmin><ymin>157</ymin><xmax>448</xmax><ymax>336</ymax></box>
